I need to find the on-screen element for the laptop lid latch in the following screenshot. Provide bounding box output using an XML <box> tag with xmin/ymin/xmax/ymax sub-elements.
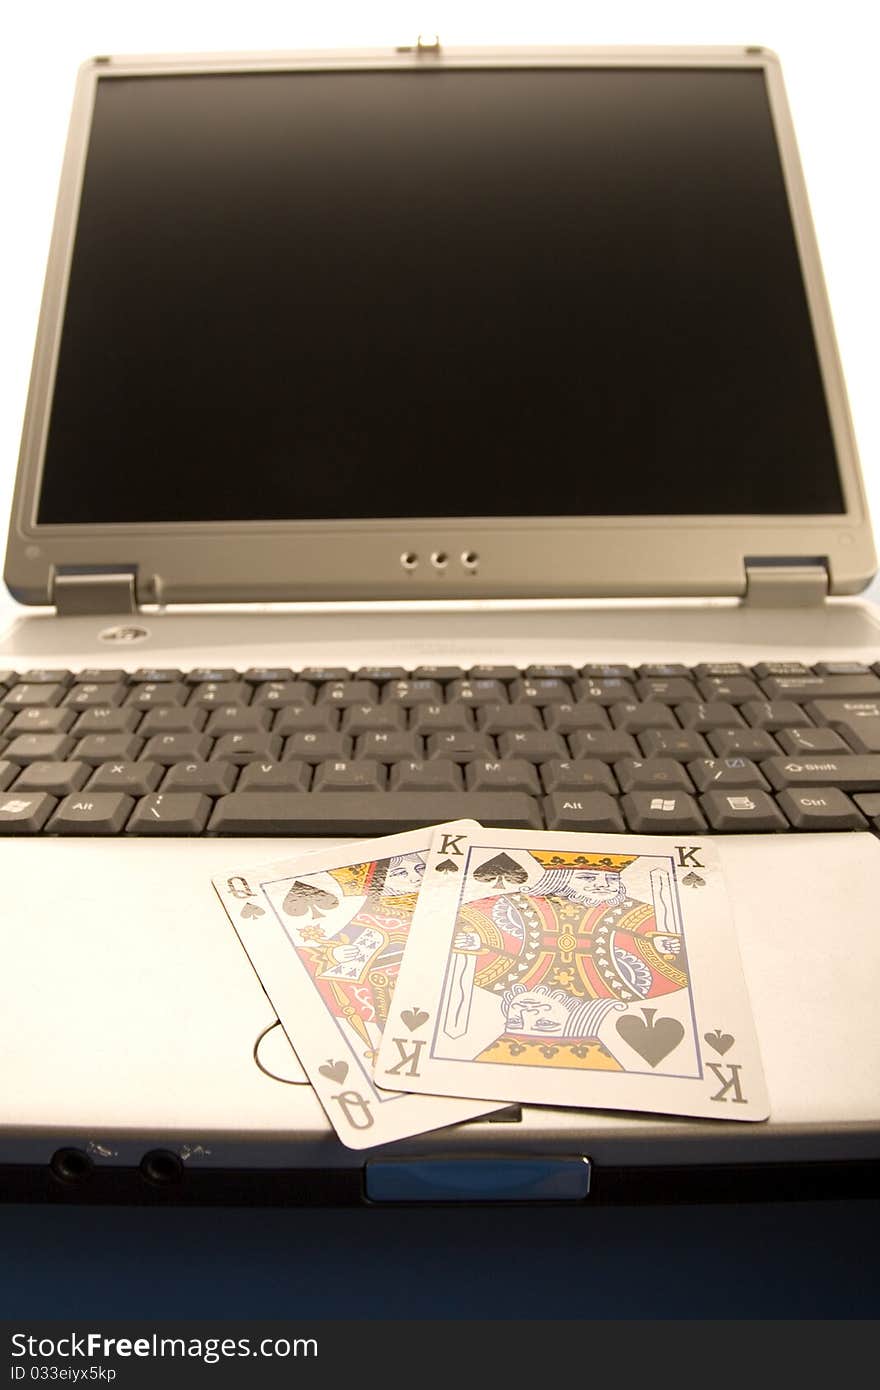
<box><xmin>51</xmin><ymin>567</ymin><xmax>138</xmax><ymax>616</ymax></box>
<box><xmin>743</xmin><ymin>558</ymin><xmax>830</xmax><ymax>608</ymax></box>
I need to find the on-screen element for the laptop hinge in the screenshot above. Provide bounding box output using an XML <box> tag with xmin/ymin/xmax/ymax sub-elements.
<box><xmin>743</xmin><ymin>558</ymin><xmax>830</xmax><ymax>608</ymax></box>
<box><xmin>51</xmin><ymin>568</ymin><xmax>138</xmax><ymax>616</ymax></box>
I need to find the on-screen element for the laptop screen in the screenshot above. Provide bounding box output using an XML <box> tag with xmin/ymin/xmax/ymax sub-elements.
<box><xmin>36</xmin><ymin>66</ymin><xmax>845</xmax><ymax>525</ymax></box>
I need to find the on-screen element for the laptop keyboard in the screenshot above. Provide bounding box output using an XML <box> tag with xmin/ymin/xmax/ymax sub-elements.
<box><xmin>2</xmin><ymin>661</ymin><xmax>880</xmax><ymax>836</ymax></box>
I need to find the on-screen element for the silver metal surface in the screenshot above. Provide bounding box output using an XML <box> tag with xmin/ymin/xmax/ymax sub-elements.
<box><xmin>4</xmin><ymin>44</ymin><xmax>876</xmax><ymax>607</ymax></box>
<box><xmin>0</xmin><ymin>603</ymin><xmax>878</xmax><ymax>1171</ymax></box>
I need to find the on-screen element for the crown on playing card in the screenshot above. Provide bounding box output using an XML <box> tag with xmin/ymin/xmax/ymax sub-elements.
<box><xmin>529</xmin><ymin>851</ymin><xmax>636</xmax><ymax>872</ymax></box>
<box><xmin>326</xmin><ymin>861</ymin><xmax>381</xmax><ymax>896</ymax></box>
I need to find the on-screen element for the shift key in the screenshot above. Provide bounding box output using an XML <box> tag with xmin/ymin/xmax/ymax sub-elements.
<box><xmin>762</xmin><ymin>754</ymin><xmax>880</xmax><ymax>791</ymax></box>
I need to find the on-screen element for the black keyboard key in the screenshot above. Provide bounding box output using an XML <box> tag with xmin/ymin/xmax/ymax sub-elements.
<box><xmin>88</xmin><ymin>760</ymin><xmax>164</xmax><ymax>795</ymax></box>
<box><xmin>0</xmin><ymin>791</ymin><xmax>56</xmax><ymax>833</ymax></box>
<box><xmin>675</xmin><ymin>702</ymin><xmax>745</xmax><ymax>732</ymax></box>
<box><xmin>525</xmin><ymin>665</ymin><xmax>578</xmax><ymax>681</ymax></box>
<box><xmin>700</xmin><ymin>789</ymin><xmax>788</xmax><ymax>832</ymax></box>
<box><xmin>126</xmin><ymin>793</ymin><xmax>212</xmax><ymax>835</ymax></box>
<box><xmin>615</xmin><ymin>758</ymin><xmax>693</xmax><ymax>793</ymax></box>
<box><xmin>814</xmin><ymin>662</ymin><xmax>872</xmax><ymax>676</ymax></box>
<box><xmin>760</xmin><ymin>674</ymin><xmax>880</xmax><ymax>701</ymax></box>
<box><xmin>762</xmin><ymin>755</ymin><xmax>880</xmax><ymax>792</ymax></box>
<box><xmin>693</xmin><ymin>663</ymin><xmax>751</xmax><ymax>678</ymax></box>
<box><xmin>62</xmin><ymin>682</ymin><xmax>126</xmax><ymax>709</ymax></box>
<box><xmin>142</xmin><ymin>732</ymin><xmax>213</xmax><ymax>765</ymax></box>
<box><xmin>188</xmin><ymin>681</ymin><xmax>251</xmax><ymax>708</ymax></box>
<box><xmin>275</xmin><ymin>703</ymin><xmax>341</xmax><ymax>735</ymax></box>
<box><xmin>543</xmin><ymin>791</ymin><xmax>625</xmax><ymax>833</ymax></box>
<box><xmin>135</xmin><ymin>706</ymin><xmax>207</xmax><ymax>735</ymax></box>
<box><xmin>12</xmin><ymin>761</ymin><xmax>90</xmax><ymax>796</ymax></box>
<box><xmin>634</xmin><ymin>677</ymin><xmax>698</xmax><ymax>704</ymax></box>
<box><xmin>252</xmin><ymin>681</ymin><xmax>315</xmax><ymax>707</ymax></box>
<box><xmin>126</xmin><ymin>682</ymin><xmax>188</xmax><ymax>708</ymax></box>
<box><xmin>312</xmin><ymin>760</ymin><xmax>387</xmax><ymax>792</ymax></box>
<box><xmin>510</xmin><ymin>678</ymin><xmax>572</xmax><ymax>706</ymax></box>
<box><xmin>0</xmin><ymin>672</ymin><xmax>17</xmax><ymax>688</ymax></box>
<box><xmin>338</xmin><ymin>704</ymin><xmax>402</xmax><ymax>735</ymax></box>
<box><xmin>388</xmin><ymin>760</ymin><xmax>463</xmax><ymax>791</ymax></box>
<box><xmin>542</xmin><ymin>702</ymin><xmax>609</xmax><ymax>734</ymax></box>
<box><xmin>467</xmin><ymin>666</ymin><xmax>519</xmax><ymax>682</ymax></box>
<box><xmin>19</xmin><ymin>669</ymin><xmax>72</xmax><ymax>684</ymax></box>
<box><xmin>183</xmin><ymin>668</ymin><xmax>240</xmax><ymax>683</ymax></box>
<box><xmin>208</xmin><ymin>792</ymin><xmax>543</xmax><ymax>834</ymax></box>
<box><xmin>73</xmin><ymin>733</ymin><xmax>144</xmax><ymax>766</ymax></box>
<box><xmin>448</xmin><ymin>679</ymin><xmax>508</xmax><ymax>706</ymax></box>
<box><xmin>412</xmin><ymin>666</ymin><xmax>466</xmax><ymax>683</ymax></box>
<box><xmin>317</xmin><ymin>680</ymin><xmax>378</xmax><ymax>708</ymax></box>
<box><xmin>687</xmin><ymin>757</ymin><xmax>769</xmax><ymax>792</ymax></box>
<box><xmin>204</xmin><ymin>706</ymin><xmax>272</xmax><ymax>735</ymax></box>
<box><xmin>806</xmin><ymin>699</ymin><xmax>880</xmax><ymax>754</ymax></box>
<box><xmin>621</xmin><ymin>791</ymin><xmax>707</xmax><ymax>834</ymax></box>
<box><xmin>129</xmin><ymin>668</ymin><xmax>183</xmax><ymax>683</ymax></box>
<box><xmin>637</xmin><ymin>663</ymin><xmax>691</xmax><ymax>678</ymax></box>
<box><xmin>426</xmin><ymin>731</ymin><xmax>495</xmax><ymax>763</ymax></box>
<box><xmin>7</xmin><ymin>707</ymin><xmax>76</xmax><ymax>735</ymax></box>
<box><xmin>610</xmin><ymin>702</ymin><xmax>678</xmax><ymax>733</ymax></box>
<box><xmin>160</xmin><ymin>761</ymin><xmax>237</xmax><ymax>795</ymax></box>
<box><xmin>751</xmin><ymin>662</ymin><xmax>811</xmax><ymax>679</ymax></box>
<box><xmin>775</xmin><ymin>787</ymin><xmax>866</xmax><ymax>830</ymax></box>
<box><xmin>696</xmin><ymin>676</ymin><xmax>763</xmax><ymax>703</ymax></box>
<box><xmin>355</xmin><ymin>666</ymin><xmax>408</xmax><ymax>682</ymax></box>
<box><xmin>579</xmin><ymin>664</ymin><xmax>636</xmax><ymax>680</ymax></box>
<box><xmin>2</xmin><ymin>683</ymin><xmax>66</xmax><ymax>710</ymax></box>
<box><xmin>465</xmin><ymin>760</ymin><xmax>541</xmax><ymax>795</ymax></box>
<box><xmin>47</xmin><ymin>792</ymin><xmax>133</xmax><ymax>835</ymax></box>
<box><xmin>706</xmin><ymin>728</ymin><xmax>780</xmax><ymax>759</ymax></box>
<box><xmin>4</xmin><ymin>733</ymin><xmax>76</xmax><ymax>765</ymax></box>
<box><xmin>497</xmin><ymin>730</ymin><xmax>568</xmax><ymax>763</ymax></box>
<box><xmin>568</xmin><ymin>730</ymin><xmax>639</xmax><ymax>761</ymax></box>
<box><xmin>299</xmin><ymin>667</ymin><xmax>351</xmax><ymax>683</ymax></box>
<box><xmin>237</xmin><ymin>761</ymin><xmax>311</xmax><ymax>792</ymax></box>
<box><xmin>638</xmin><ymin>729</ymin><xmax>709</xmax><ymax>761</ymax></box>
<box><xmin>381</xmin><ymin>679</ymin><xmax>443</xmax><ymax>707</ymax></box>
<box><xmin>476</xmin><ymin>705</ymin><xmax>542</xmax><ymax>735</ymax></box>
<box><xmin>211</xmin><ymin>732</ymin><xmax>282</xmax><ymax>765</ymax></box>
<box><xmin>540</xmin><ymin>759</ymin><xmax>617</xmax><ymax>795</ymax></box>
<box><xmin>72</xmin><ymin>707</ymin><xmax>142</xmax><ymax>734</ymax></box>
<box><xmin>283</xmin><ymin>732</ymin><xmax>352</xmax><ymax>762</ymax></box>
<box><xmin>73</xmin><ymin>671</ymin><xmax>127</xmax><ymax>688</ymax></box>
<box><xmin>741</xmin><ymin>700</ymin><xmax>808</xmax><ymax>731</ymax></box>
<box><xmin>241</xmin><ymin>667</ymin><xmax>295</xmax><ymax>684</ymax></box>
<box><xmin>0</xmin><ymin>761</ymin><xmax>16</xmax><ymax>791</ymax></box>
<box><xmin>853</xmin><ymin>793</ymin><xmax>880</xmax><ymax>820</ymax></box>
<box><xmin>356</xmin><ymin>731</ymin><xmax>422</xmax><ymax>761</ymax></box>
<box><xmin>775</xmin><ymin>727</ymin><xmax>850</xmax><ymax>756</ymax></box>
<box><xmin>411</xmin><ymin>704</ymin><xmax>474</xmax><ymax>734</ymax></box>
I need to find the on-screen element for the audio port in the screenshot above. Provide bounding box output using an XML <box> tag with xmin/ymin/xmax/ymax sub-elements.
<box><xmin>140</xmin><ymin>1149</ymin><xmax>184</xmax><ymax>1185</ymax></box>
<box><xmin>400</xmin><ymin>551</ymin><xmax>419</xmax><ymax>571</ymax></box>
<box><xmin>461</xmin><ymin>550</ymin><xmax>479</xmax><ymax>571</ymax></box>
<box><xmin>50</xmin><ymin>1147</ymin><xmax>94</xmax><ymax>1184</ymax></box>
<box><xmin>431</xmin><ymin>551</ymin><xmax>448</xmax><ymax>569</ymax></box>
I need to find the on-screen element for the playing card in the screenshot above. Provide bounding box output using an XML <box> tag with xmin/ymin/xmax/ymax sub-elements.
<box><xmin>212</xmin><ymin>822</ymin><xmax>500</xmax><ymax>1149</ymax></box>
<box><xmin>376</xmin><ymin>828</ymin><xmax>769</xmax><ymax>1122</ymax></box>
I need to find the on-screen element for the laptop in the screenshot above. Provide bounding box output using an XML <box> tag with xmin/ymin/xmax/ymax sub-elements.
<box><xmin>1</xmin><ymin>41</ymin><xmax>878</xmax><ymax>1206</ymax></box>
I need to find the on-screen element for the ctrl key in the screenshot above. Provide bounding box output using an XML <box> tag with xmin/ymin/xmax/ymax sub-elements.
<box><xmin>0</xmin><ymin>790</ymin><xmax>56</xmax><ymax>832</ymax></box>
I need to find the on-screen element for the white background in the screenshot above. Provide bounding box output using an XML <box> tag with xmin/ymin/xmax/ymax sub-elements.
<box><xmin>1</xmin><ymin>0</ymin><xmax>877</xmax><ymax>589</ymax></box>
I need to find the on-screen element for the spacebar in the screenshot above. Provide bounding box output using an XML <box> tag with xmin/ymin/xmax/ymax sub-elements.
<box><xmin>207</xmin><ymin>792</ymin><xmax>544</xmax><ymax>835</ymax></box>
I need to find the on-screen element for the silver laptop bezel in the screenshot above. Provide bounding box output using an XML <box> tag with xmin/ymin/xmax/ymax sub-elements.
<box><xmin>5</xmin><ymin>44</ymin><xmax>875</xmax><ymax>606</ymax></box>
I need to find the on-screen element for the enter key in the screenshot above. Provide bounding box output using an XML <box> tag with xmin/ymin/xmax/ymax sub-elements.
<box><xmin>806</xmin><ymin>699</ymin><xmax>880</xmax><ymax>753</ymax></box>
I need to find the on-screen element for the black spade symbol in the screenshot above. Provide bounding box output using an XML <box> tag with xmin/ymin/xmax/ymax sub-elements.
<box><xmin>435</xmin><ymin>858</ymin><xmax>459</xmax><ymax>874</ymax></box>
<box><xmin>473</xmin><ymin>852</ymin><xmax>529</xmax><ymax>890</ymax></box>
<box><xmin>282</xmin><ymin>880</ymin><xmax>340</xmax><ymax>919</ymax></box>
<box><xmin>681</xmin><ymin>871</ymin><xmax>706</xmax><ymax>888</ymax></box>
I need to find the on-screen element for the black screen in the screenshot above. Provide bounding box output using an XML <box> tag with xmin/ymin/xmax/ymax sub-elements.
<box><xmin>36</xmin><ymin>67</ymin><xmax>845</xmax><ymax>524</ymax></box>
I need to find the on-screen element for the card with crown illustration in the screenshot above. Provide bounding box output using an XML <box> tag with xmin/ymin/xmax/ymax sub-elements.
<box><xmin>376</xmin><ymin>828</ymin><xmax>769</xmax><ymax>1122</ymax></box>
<box><xmin>212</xmin><ymin>822</ymin><xmax>502</xmax><ymax>1149</ymax></box>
